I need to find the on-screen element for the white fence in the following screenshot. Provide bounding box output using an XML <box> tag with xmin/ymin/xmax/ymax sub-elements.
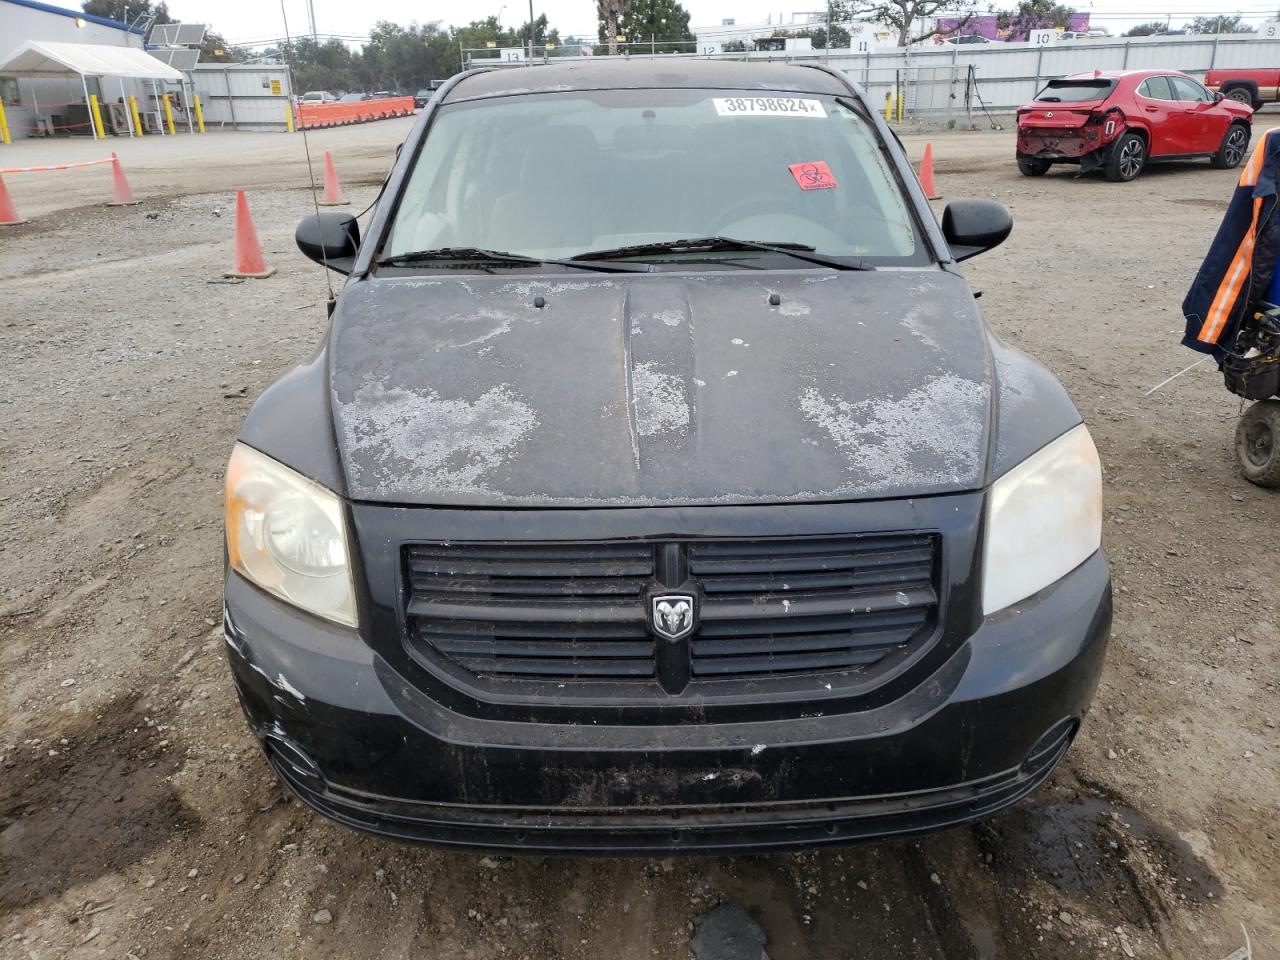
<box><xmin>470</xmin><ymin>33</ymin><xmax>1280</xmax><ymax>119</ymax></box>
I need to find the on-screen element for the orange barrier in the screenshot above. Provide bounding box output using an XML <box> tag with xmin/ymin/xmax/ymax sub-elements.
<box><xmin>296</xmin><ymin>96</ymin><xmax>416</xmax><ymax>130</ymax></box>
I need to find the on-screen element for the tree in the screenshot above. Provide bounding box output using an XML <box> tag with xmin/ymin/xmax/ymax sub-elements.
<box><xmin>793</xmin><ymin>24</ymin><xmax>853</xmax><ymax>49</ymax></box>
<box><xmin>598</xmin><ymin>0</ymin><xmax>632</xmax><ymax>54</ymax></box>
<box><xmin>1184</xmin><ymin>14</ymin><xmax>1255</xmax><ymax>34</ymax></box>
<box><xmin>200</xmin><ymin>30</ymin><xmax>248</xmax><ymax>63</ymax></box>
<box><xmin>996</xmin><ymin>0</ymin><xmax>1076</xmax><ymax>40</ymax></box>
<box><xmin>848</xmin><ymin>0</ymin><xmax>972</xmax><ymax>46</ymax></box>
<box><xmin>617</xmin><ymin>0</ymin><xmax>694</xmax><ymax>53</ymax></box>
<box><xmin>1123</xmin><ymin>20</ymin><xmax>1166</xmax><ymax>36</ymax></box>
<box><xmin>359</xmin><ymin>21</ymin><xmax>456</xmax><ymax>91</ymax></box>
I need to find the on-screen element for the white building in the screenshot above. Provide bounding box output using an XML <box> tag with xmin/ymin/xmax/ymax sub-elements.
<box><xmin>0</xmin><ymin>0</ymin><xmax>159</xmax><ymax>140</ymax></box>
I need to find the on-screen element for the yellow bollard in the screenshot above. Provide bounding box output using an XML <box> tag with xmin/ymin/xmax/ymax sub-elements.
<box><xmin>128</xmin><ymin>94</ymin><xmax>143</xmax><ymax>136</ymax></box>
<box><xmin>284</xmin><ymin>101</ymin><xmax>295</xmax><ymax>133</ymax></box>
<box><xmin>0</xmin><ymin>97</ymin><xmax>10</xmax><ymax>145</ymax></box>
<box><xmin>884</xmin><ymin>91</ymin><xmax>892</xmax><ymax>123</ymax></box>
<box><xmin>896</xmin><ymin>92</ymin><xmax>904</xmax><ymax>123</ymax></box>
<box><xmin>193</xmin><ymin>94</ymin><xmax>205</xmax><ymax>134</ymax></box>
<box><xmin>162</xmin><ymin>94</ymin><xmax>176</xmax><ymax>134</ymax></box>
<box><xmin>90</xmin><ymin>94</ymin><xmax>106</xmax><ymax>139</ymax></box>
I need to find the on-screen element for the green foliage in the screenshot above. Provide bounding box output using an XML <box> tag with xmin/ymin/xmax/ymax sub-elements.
<box><xmin>1123</xmin><ymin>21</ymin><xmax>1166</xmax><ymax>37</ymax></box>
<box><xmin>199</xmin><ymin>30</ymin><xmax>248</xmax><ymax>63</ymax></box>
<box><xmin>615</xmin><ymin>0</ymin><xmax>695</xmax><ymax>53</ymax></box>
<box><xmin>1184</xmin><ymin>15</ymin><xmax>1255</xmax><ymax>34</ymax></box>
<box><xmin>792</xmin><ymin>24</ymin><xmax>853</xmax><ymax>49</ymax></box>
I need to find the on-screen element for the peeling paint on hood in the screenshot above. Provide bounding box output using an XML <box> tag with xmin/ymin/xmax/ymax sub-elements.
<box><xmin>328</xmin><ymin>270</ymin><xmax>992</xmax><ymax>506</ymax></box>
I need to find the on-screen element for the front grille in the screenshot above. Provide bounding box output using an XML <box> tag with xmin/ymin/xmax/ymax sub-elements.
<box><xmin>403</xmin><ymin>534</ymin><xmax>938</xmax><ymax>692</ymax></box>
<box><xmin>689</xmin><ymin>535</ymin><xmax>935</xmax><ymax>677</ymax></box>
<box><xmin>404</xmin><ymin>542</ymin><xmax>658</xmax><ymax>680</ymax></box>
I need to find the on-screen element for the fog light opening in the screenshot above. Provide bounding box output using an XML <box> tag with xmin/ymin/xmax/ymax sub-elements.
<box><xmin>1023</xmin><ymin>717</ymin><xmax>1079</xmax><ymax>774</ymax></box>
<box><xmin>262</xmin><ymin>732</ymin><xmax>325</xmax><ymax>786</ymax></box>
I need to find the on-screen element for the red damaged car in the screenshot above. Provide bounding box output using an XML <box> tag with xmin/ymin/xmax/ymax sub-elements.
<box><xmin>1016</xmin><ymin>70</ymin><xmax>1252</xmax><ymax>182</ymax></box>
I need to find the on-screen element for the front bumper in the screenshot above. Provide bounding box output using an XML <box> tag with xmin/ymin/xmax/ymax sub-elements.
<box><xmin>224</xmin><ymin>552</ymin><xmax>1111</xmax><ymax>854</ymax></box>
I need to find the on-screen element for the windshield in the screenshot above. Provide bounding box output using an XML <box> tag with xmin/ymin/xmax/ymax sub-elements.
<box><xmin>1035</xmin><ymin>79</ymin><xmax>1115</xmax><ymax>103</ymax></box>
<box><xmin>384</xmin><ymin>88</ymin><xmax>925</xmax><ymax>267</ymax></box>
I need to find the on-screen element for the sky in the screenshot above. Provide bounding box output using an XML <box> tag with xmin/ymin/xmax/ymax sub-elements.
<box><xmin>159</xmin><ymin>0</ymin><xmax>1280</xmax><ymax>47</ymax></box>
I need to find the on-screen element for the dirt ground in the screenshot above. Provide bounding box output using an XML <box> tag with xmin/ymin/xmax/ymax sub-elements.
<box><xmin>1</xmin><ymin>117</ymin><xmax>1277</xmax><ymax>960</ymax></box>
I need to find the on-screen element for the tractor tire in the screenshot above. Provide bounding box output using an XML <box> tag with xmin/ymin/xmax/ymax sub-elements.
<box><xmin>1236</xmin><ymin>399</ymin><xmax>1280</xmax><ymax>488</ymax></box>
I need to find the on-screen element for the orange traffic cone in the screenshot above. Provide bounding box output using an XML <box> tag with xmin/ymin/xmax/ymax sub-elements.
<box><xmin>0</xmin><ymin>173</ymin><xmax>28</xmax><ymax>226</ymax></box>
<box><xmin>224</xmin><ymin>189</ymin><xmax>275</xmax><ymax>279</ymax></box>
<box><xmin>108</xmin><ymin>152</ymin><xmax>138</xmax><ymax>206</ymax></box>
<box><xmin>318</xmin><ymin>151</ymin><xmax>348</xmax><ymax>206</ymax></box>
<box><xmin>919</xmin><ymin>142</ymin><xmax>940</xmax><ymax>200</ymax></box>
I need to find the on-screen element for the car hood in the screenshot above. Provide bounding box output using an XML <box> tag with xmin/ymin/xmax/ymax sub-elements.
<box><xmin>328</xmin><ymin>270</ymin><xmax>993</xmax><ymax>507</ymax></box>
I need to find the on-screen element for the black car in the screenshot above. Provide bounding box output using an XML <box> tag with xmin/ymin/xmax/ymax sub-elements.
<box><xmin>223</xmin><ymin>60</ymin><xmax>1111</xmax><ymax>853</ymax></box>
<box><xmin>413</xmin><ymin>87</ymin><xmax>433</xmax><ymax>109</ymax></box>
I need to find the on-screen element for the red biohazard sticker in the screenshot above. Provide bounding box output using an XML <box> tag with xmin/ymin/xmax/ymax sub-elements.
<box><xmin>788</xmin><ymin>161</ymin><xmax>837</xmax><ymax>190</ymax></box>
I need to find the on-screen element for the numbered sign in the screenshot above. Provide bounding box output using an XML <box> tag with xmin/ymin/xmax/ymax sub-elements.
<box><xmin>699</xmin><ymin>42</ymin><xmax>722</xmax><ymax>57</ymax></box>
<box><xmin>1260</xmin><ymin>20</ymin><xmax>1280</xmax><ymax>38</ymax></box>
<box><xmin>851</xmin><ymin>34</ymin><xmax>878</xmax><ymax>54</ymax></box>
<box><xmin>1029</xmin><ymin>29</ymin><xmax>1056</xmax><ymax>45</ymax></box>
<box><xmin>498</xmin><ymin>47</ymin><xmax>526</xmax><ymax>62</ymax></box>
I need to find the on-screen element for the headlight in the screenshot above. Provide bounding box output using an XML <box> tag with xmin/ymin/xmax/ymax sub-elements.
<box><xmin>225</xmin><ymin>443</ymin><xmax>358</xmax><ymax>627</ymax></box>
<box><xmin>982</xmin><ymin>424</ymin><xmax>1102</xmax><ymax>616</ymax></box>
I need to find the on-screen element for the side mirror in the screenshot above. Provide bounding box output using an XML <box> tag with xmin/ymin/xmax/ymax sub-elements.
<box><xmin>295</xmin><ymin>212</ymin><xmax>360</xmax><ymax>274</ymax></box>
<box><xmin>942</xmin><ymin>199</ymin><xmax>1012</xmax><ymax>262</ymax></box>
<box><xmin>1214</xmin><ymin>91</ymin><xmax>1224</xmax><ymax>102</ymax></box>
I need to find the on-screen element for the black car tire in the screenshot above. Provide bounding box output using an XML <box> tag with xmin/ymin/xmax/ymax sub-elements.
<box><xmin>1212</xmin><ymin>123</ymin><xmax>1251</xmax><ymax>169</ymax></box>
<box><xmin>1236</xmin><ymin>399</ymin><xmax>1280</xmax><ymax>487</ymax></box>
<box><xmin>1017</xmin><ymin>157</ymin><xmax>1051</xmax><ymax>177</ymax></box>
<box><xmin>1105</xmin><ymin>132</ymin><xmax>1146</xmax><ymax>182</ymax></box>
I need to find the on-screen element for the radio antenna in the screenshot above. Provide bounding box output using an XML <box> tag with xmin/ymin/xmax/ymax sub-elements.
<box><xmin>279</xmin><ymin>0</ymin><xmax>335</xmax><ymax>300</ymax></box>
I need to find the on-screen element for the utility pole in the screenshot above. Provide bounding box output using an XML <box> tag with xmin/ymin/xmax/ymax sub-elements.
<box><xmin>528</xmin><ymin>0</ymin><xmax>536</xmax><ymax>59</ymax></box>
<box><xmin>307</xmin><ymin>0</ymin><xmax>317</xmax><ymax>41</ymax></box>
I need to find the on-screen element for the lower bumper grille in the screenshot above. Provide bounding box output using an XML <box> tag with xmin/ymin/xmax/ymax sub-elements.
<box><xmin>403</xmin><ymin>534</ymin><xmax>939</xmax><ymax>694</ymax></box>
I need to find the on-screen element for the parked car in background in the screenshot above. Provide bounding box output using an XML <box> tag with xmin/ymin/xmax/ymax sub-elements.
<box><xmin>1204</xmin><ymin>68</ymin><xmax>1280</xmax><ymax>110</ymax></box>
<box><xmin>1016</xmin><ymin>70</ymin><xmax>1252</xmax><ymax>181</ymax></box>
<box><xmin>226</xmin><ymin>60</ymin><xmax>1112</xmax><ymax>854</ymax></box>
<box><xmin>339</xmin><ymin>92</ymin><xmax>370</xmax><ymax>102</ymax></box>
<box><xmin>942</xmin><ymin>34</ymin><xmax>999</xmax><ymax>44</ymax></box>
<box><xmin>414</xmin><ymin>87</ymin><xmax>433</xmax><ymax>108</ymax></box>
<box><xmin>301</xmin><ymin>90</ymin><xmax>338</xmax><ymax>104</ymax></box>
<box><xmin>1057</xmin><ymin>30</ymin><xmax>1110</xmax><ymax>40</ymax></box>
<box><xmin>370</xmin><ymin>90</ymin><xmax>396</xmax><ymax>99</ymax></box>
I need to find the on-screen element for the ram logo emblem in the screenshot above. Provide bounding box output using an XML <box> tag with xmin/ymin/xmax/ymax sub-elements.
<box><xmin>651</xmin><ymin>595</ymin><xmax>696</xmax><ymax>641</ymax></box>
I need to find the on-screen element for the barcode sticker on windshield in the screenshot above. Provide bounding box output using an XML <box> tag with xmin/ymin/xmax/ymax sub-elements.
<box><xmin>713</xmin><ymin>97</ymin><xmax>827</xmax><ymax>117</ymax></box>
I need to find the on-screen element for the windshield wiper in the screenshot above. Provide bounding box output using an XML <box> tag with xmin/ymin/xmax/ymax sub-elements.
<box><xmin>570</xmin><ymin>237</ymin><xmax>873</xmax><ymax>271</ymax></box>
<box><xmin>377</xmin><ymin>246</ymin><xmax>651</xmax><ymax>273</ymax></box>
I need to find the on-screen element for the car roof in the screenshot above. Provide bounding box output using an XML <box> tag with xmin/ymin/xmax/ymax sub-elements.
<box><xmin>443</xmin><ymin>59</ymin><xmax>849</xmax><ymax>103</ymax></box>
<box><xmin>1061</xmin><ymin>69</ymin><xmax>1186</xmax><ymax>81</ymax></box>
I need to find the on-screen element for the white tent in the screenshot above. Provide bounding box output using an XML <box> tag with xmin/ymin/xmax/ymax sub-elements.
<box><xmin>0</xmin><ymin>41</ymin><xmax>185</xmax><ymax>140</ymax></box>
<box><xmin>0</xmin><ymin>41</ymin><xmax>183</xmax><ymax>81</ymax></box>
